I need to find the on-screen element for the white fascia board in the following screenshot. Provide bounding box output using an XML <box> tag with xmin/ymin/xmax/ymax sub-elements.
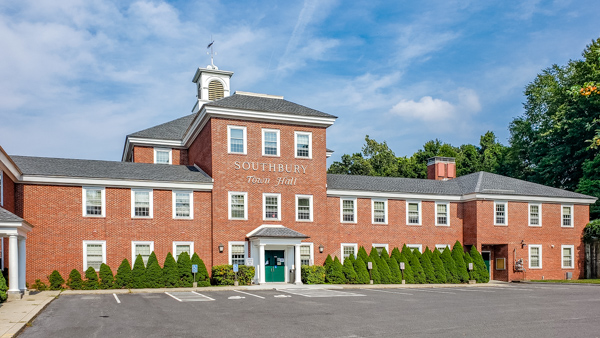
<box><xmin>0</xmin><ymin>221</ymin><xmax>33</xmax><ymax>236</ymax></box>
<box><xmin>20</xmin><ymin>175</ymin><xmax>213</xmax><ymax>191</ymax></box>
<box><xmin>327</xmin><ymin>189</ymin><xmax>462</xmax><ymax>201</ymax></box>
<box><xmin>0</xmin><ymin>149</ymin><xmax>22</xmax><ymax>181</ymax></box>
<box><xmin>122</xmin><ymin>137</ymin><xmax>186</xmax><ymax>162</ymax></box>
<box><xmin>461</xmin><ymin>193</ymin><xmax>597</xmax><ymax>205</ymax></box>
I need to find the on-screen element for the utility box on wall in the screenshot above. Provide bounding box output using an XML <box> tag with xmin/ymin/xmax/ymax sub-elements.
<box><xmin>566</xmin><ymin>272</ymin><xmax>572</xmax><ymax>280</ymax></box>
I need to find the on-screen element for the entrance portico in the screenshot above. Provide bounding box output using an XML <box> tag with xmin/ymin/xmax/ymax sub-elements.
<box><xmin>0</xmin><ymin>207</ymin><xmax>33</xmax><ymax>300</ymax></box>
<box><xmin>247</xmin><ymin>225</ymin><xmax>308</xmax><ymax>285</ymax></box>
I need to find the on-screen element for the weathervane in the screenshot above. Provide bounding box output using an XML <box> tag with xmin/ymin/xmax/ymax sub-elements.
<box><xmin>207</xmin><ymin>37</ymin><xmax>217</xmax><ymax>69</ymax></box>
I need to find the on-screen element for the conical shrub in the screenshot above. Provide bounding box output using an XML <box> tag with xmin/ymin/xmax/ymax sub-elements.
<box><xmin>391</xmin><ymin>247</ymin><xmax>402</xmax><ymax>263</ymax></box>
<box><xmin>409</xmin><ymin>252</ymin><xmax>426</xmax><ymax>284</ymax></box>
<box><xmin>431</xmin><ymin>249</ymin><xmax>448</xmax><ymax>284</ymax></box>
<box><xmin>163</xmin><ymin>253</ymin><xmax>179</xmax><ymax>287</ymax></box>
<box><xmin>177</xmin><ymin>252</ymin><xmax>193</xmax><ymax>287</ymax></box>
<box><xmin>379</xmin><ymin>247</ymin><xmax>390</xmax><ymax>265</ymax></box>
<box><xmin>342</xmin><ymin>256</ymin><xmax>358</xmax><ymax>283</ymax></box>
<box><xmin>115</xmin><ymin>259</ymin><xmax>132</xmax><ymax>289</ymax></box>
<box><xmin>398</xmin><ymin>253</ymin><xmax>414</xmax><ymax>284</ymax></box>
<box><xmin>464</xmin><ymin>251</ymin><xmax>475</xmax><ymax>281</ymax></box>
<box><xmin>389</xmin><ymin>256</ymin><xmax>402</xmax><ymax>283</ymax></box>
<box><xmin>452</xmin><ymin>241</ymin><xmax>469</xmax><ymax>283</ymax></box>
<box><xmin>357</xmin><ymin>246</ymin><xmax>369</xmax><ymax>262</ymax></box>
<box><xmin>440</xmin><ymin>249</ymin><xmax>459</xmax><ymax>283</ymax></box>
<box><xmin>48</xmin><ymin>270</ymin><xmax>65</xmax><ymax>290</ymax></box>
<box><xmin>419</xmin><ymin>251</ymin><xmax>437</xmax><ymax>284</ymax></box>
<box><xmin>366</xmin><ymin>257</ymin><xmax>380</xmax><ymax>283</ymax></box>
<box><xmin>145</xmin><ymin>259</ymin><xmax>163</xmax><ymax>288</ymax></box>
<box><xmin>191</xmin><ymin>253</ymin><xmax>211</xmax><ymax>287</ymax></box>
<box><xmin>378</xmin><ymin>257</ymin><xmax>392</xmax><ymax>284</ymax></box>
<box><xmin>83</xmin><ymin>266</ymin><xmax>99</xmax><ymax>290</ymax></box>
<box><xmin>401</xmin><ymin>244</ymin><xmax>414</xmax><ymax>261</ymax></box>
<box><xmin>99</xmin><ymin>263</ymin><xmax>114</xmax><ymax>289</ymax></box>
<box><xmin>147</xmin><ymin>251</ymin><xmax>158</xmax><ymax>268</ymax></box>
<box><xmin>132</xmin><ymin>254</ymin><xmax>147</xmax><ymax>288</ymax></box>
<box><xmin>354</xmin><ymin>257</ymin><xmax>370</xmax><ymax>284</ymax></box>
<box><xmin>66</xmin><ymin>269</ymin><xmax>83</xmax><ymax>290</ymax></box>
<box><xmin>329</xmin><ymin>257</ymin><xmax>346</xmax><ymax>284</ymax></box>
<box><xmin>470</xmin><ymin>246</ymin><xmax>490</xmax><ymax>283</ymax></box>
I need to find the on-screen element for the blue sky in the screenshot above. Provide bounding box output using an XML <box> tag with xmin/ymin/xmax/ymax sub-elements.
<box><xmin>0</xmin><ymin>0</ymin><xmax>599</xmax><ymax>165</ymax></box>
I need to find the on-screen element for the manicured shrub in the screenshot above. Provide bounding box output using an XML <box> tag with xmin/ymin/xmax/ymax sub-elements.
<box><xmin>328</xmin><ymin>257</ymin><xmax>346</xmax><ymax>284</ymax></box>
<box><xmin>162</xmin><ymin>253</ymin><xmax>179</xmax><ymax>287</ymax></box>
<box><xmin>342</xmin><ymin>257</ymin><xmax>358</xmax><ymax>283</ymax></box>
<box><xmin>378</xmin><ymin>257</ymin><xmax>392</xmax><ymax>284</ymax></box>
<box><xmin>470</xmin><ymin>246</ymin><xmax>490</xmax><ymax>283</ymax></box>
<box><xmin>99</xmin><ymin>264</ymin><xmax>114</xmax><ymax>289</ymax></box>
<box><xmin>398</xmin><ymin>253</ymin><xmax>414</xmax><ymax>284</ymax></box>
<box><xmin>366</xmin><ymin>257</ymin><xmax>380</xmax><ymax>283</ymax></box>
<box><xmin>401</xmin><ymin>244</ymin><xmax>414</xmax><ymax>261</ymax></box>
<box><xmin>131</xmin><ymin>254</ymin><xmax>147</xmax><ymax>288</ymax></box>
<box><xmin>301</xmin><ymin>265</ymin><xmax>326</xmax><ymax>284</ymax></box>
<box><xmin>145</xmin><ymin>259</ymin><xmax>163</xmax><ymax>288</ymax></box>
<box><xmin>115</xmin><ymin>259</ymin><xmax>132</xmax><ymax>289</ymax></box>
<box><xmin>388</xmin><ymin>257</ymin><xmax>402</xmax><ymax>283</ymax></box>
<box><xmin>83</xmin><ymin>266</ymin><xmax>99</xmax><ymax>290</ymax></box>
<box><xmin>177</xmin><ymin>252</ymin><xmax>193</xmax><ymax>287</ymax></box>
<box><xmin>66</xmin><ymin>269</ymin><xmax>83</xmax><ymax>290</ymax></box>
<box><xmin>0</xmin><ymin>272</ymin><xmax>7</xmax><ymax>302</ymax></box>
<box><xmin>419</xmin><ymin>251</ymin><xmax>437</xmax><ymax>284</ymax></box>
<box><xmin>147</xmin><ymin>252</ymin><xmax>159</xmax><ymax>269</ymax></box>
<box><xmin>31</xmin><ymin>279</ymin><xmax>47</xmax><ymax>291</ymax></box>
<box><xmin>324</xmin><ymin>255</ymin><xmax>334</xmax><ymax>276</ymax></box>
<box><xmin>409</xmin><ymin>252</ymin><xmax>426</xmax><ymax>284</ymax></box>
<box><xmin>357</xmin><ymin>246</ymin><xmax>369</xmax><ymax>262</ymax></box>
<box><xmin>431</xmin><ymin>249</ymin><xmax>448</xmax><ymax>284</ymax></box>
<box><xmin>390</xmin><ymin>247</ymin><xmax>402</xmax><ymax>263</ymax></box>
<box><xmin>379</xmin><ymin>247</ymin><xmax>390</xmax><ymax>265</ymax></box>
<box><xmin>211</xmin><ymin>265</ymin><xmax>255</xmax><ymax>285</ymax></box>
<box><xmin>191</xmin><ymin>253</ymin><xmax>211</xmax><ymax>287</ymax></box>
<box><xmin>440</xmin><ymin>249</ymin><xmax>459</xmax><ymax>283</ymax></box>
<box><xmin>463</xmin><ymin>251</ymin><xmax>475</xmax><ymax>281</ymax></box>
<box><xmin>354</xmin><ymin>257</ymin><xmax>370</xmax><ymax>284</ymax></box>
<box><xmin>452</xmin><ymin>241</ymin><xmax>469</xmax><ymax>283</ymax></box>
<box><xmin>48</xmin><ymin>270</ymin><xmax>65</xmax><ymax>290</ymax></box>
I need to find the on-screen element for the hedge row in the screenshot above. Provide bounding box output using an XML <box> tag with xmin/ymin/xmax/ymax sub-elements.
<box><xmin>0</xmin><ymin>271</ymin><xmax>7</xmax><ymax>303</ymax></box>
<box><xmin>34</xmin><ymin>251</ymin><xmax>212</xmax><ymax>290</ymax></box>
<box><xmin>303</xmin><ymin>241</ymin><xmax>490</xmax><ymax>285</ymax></box>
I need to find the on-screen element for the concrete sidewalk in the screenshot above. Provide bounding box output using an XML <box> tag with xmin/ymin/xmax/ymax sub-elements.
<box><xmin>0</xmin><ymin>291</ymin><xmax>59</xmax><ymax>338</ymax></box>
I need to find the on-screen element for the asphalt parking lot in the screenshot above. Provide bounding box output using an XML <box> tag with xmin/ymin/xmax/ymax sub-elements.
<box><xmin>19</xmin><ymin>284</ymin><xmax>600</xmax><ymax>338</ymax></box>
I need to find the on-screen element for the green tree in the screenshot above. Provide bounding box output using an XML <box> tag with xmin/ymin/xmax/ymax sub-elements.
<box><xmin>115</xmin><ymin>259</ymin><xmax>132</xmax><ymax>289</ymax></box>
<box><xmin>357</xmin><ymin>246</ymin><xmax>369</xmax><ymax>262</ymax></box>
<box><xmin>83</xmin><ymin>267</ymin><xmax>99</xmax><ymax>290</ymax></box>
<box><xmin>324</xmin><ymin>255</ymin><xmax>334</xmax><ymax>282</ymax></box>
<box><xmin>431</xmin><ymin>249</ymin><xmax>448</xmax><ymax>284</ymax></box>
<box><xmin>177</xmin><ymin>252</ymin><xmax>193</xmax><ymax>287</ymax></box>
<box><xmin>401</xmin><ymin>244</ymin><xmax>414</xmax><ymax>262</ymax></box>
<box><xmin>328</xmin><ymin>153</ymin><xmax>373</xmax><ymax>175</ymax></box>
<box><xmin>452</xmin><ymin>241</ymin><xmax>469</xmax><ymax>283</ymax></box>
<box><xmin>420</xmin><ymin>248</ymin><xmax>437</xmax><ymax>284</ymax></box>
<box><xmin>378</xmin><ymin>256</ymin><xmax>392</xmax><ymax>284</ymax></box>
<box><xmin>479</xmin><ymin>131</ymin><xmax>507</xmax><ymax>173</ymax></box>
<box><xmin>470</xmin><ymin>246</ymin><xmax>490</xmax><ymax>283</ymax></box>
<box><xmin>99</xmin><ymin>263</ymin><xmax>114</xmax><ymax>289</ymax></box>
<box><xmin>398</xmin><ymin>253</ymin><xmax>414</xmax><ymax>284</ymax></box>
<box><xmin>353</xmin><ymin>257</ymin><xmax>370</xmax><ymax>284</ymax></box>
<box><xmin>329</xmin><ymin>257</ymin><xmax>346</xmax><ymax>284</ymax></box>
<box><xmin>366</xmin><ymin>257</ymin><xmax>380</xmax><ymax>283</ymax></box>
<box><xmin>342</xmin><ymin>256</ymin><xmax>358</xmax><ymax>283</ymax></box>
<box><xmin>390</xmin><ymin>247</ymin><xmax>402</xmax><ymax>263</ymax></box>
<box><xmin>162</xmin><ymin>253</ymin><xmax>180</xmax><ymax>287</ymax></box>
<box><xmin>191</xmin><ymin>253</ymin><xmax>210</xmax><ymax>287</ymax></box>
<box><xmin>388</xmin><ymin>256</ymin><xmax>402</xmax><ymax>284</ymax></box>
<box><xmin>147</xmin><ymin>252</ymin><xmax>158</xmax><ymax>268</ymax></box>
<box><xmin>409</xmin><ymin>252</ymin><xmax>426</xmax><ymax>284</ymax></box>
<box><xmin>379</xmin><ymin>247</ymin><xmax>390</xmax><ymax>265</ymax></box>
<box><xmin>48</xmin><ymin>270</ymin><xmax>65</xmax><ymax>290</ymax></box>
<box><xmin>131</xmin><ymin>254</ymin><xmax>147</xmax><ymax>288</ymax></box>
<box><xmin>66</xmin><ymin>269</ymin><xmax>83</xmax><ymax>290</ymax></box>
<box><xmin>145</xmin><ymin>259</ymin><xmax>163</xmax><ymax>288</ymax></box>
<box><xmin>440</xmin><ymin>249</ymin><xmax>459</xmax><ymax>283</ymax></box>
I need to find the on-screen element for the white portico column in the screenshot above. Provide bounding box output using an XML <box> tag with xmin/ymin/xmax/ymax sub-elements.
<box><xmin>18</xmin><ymin>237</ymin><xmax>26</xmax><ymax>291</ymax></box>
<box><xmin>8</xmin><ymin>234</ymin><xmax>20</xmax><ymax>294</ymax></box>
<box><xmin>294</xmin><ymin>244</ymin><xmax>302</xmax><ymax>285</ymax></box>
<box><xmin>259</xmin><ymin>244</ymin><xmax>266</xmax><ymax>284</ymax></box>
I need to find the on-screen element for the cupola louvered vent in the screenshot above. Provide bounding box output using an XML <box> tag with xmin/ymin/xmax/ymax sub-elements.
<box><xmin>208</xmin><ymin>80</ymin><xmax>224</xmax><ymax>101</ymax></box>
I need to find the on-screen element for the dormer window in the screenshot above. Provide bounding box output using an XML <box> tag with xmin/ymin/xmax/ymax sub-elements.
<box><xmin>208</xmin><ymin>80</ymin><xmax>224</xmax><ymax>101</ymax></box>
<box><xmin>154</xmin><ymin>148</ymin><xmax>172</xmax><ymax>164</ymax></box>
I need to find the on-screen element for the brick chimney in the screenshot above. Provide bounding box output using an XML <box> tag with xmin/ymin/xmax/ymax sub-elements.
<box><xmin>427</xmin><ymin>157</ymin><xmax>456</xmax><ymax>180</ymax></box>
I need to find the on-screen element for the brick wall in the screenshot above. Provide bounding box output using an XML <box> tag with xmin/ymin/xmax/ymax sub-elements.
<box><xmin>132</xmin><ymin>146</ymin><xmax>188</xmax><ymax>165</ymax></box>
<box><xmin>187</xmin><ymin>120</ymin><xmax>213</xmax><ymax>176</ymax></box>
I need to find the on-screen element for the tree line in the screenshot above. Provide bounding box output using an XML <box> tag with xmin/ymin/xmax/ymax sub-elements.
<box><xmin>328</xmin><ymin>38</ymin><xmax>600</xmax><ymax>219</ymax></box>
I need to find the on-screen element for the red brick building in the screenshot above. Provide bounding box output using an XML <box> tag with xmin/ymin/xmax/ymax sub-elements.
<box><xmin>0</xmin><ymin>65</ymin><xmax>596</xmax><ymax>295</ymax></box>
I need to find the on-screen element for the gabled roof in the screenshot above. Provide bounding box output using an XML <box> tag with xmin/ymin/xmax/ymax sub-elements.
<box><xmin>327</xmin><ymin>172</ymin><xmax>595</xmax><ymax>201</ymax></box>
<box><xmin>11</xmin><ymin>155</ymin><xmax>212</xmax><ymax>183</ymax></box>
<box><xmin>247</xmin><ymin>226</ymin><xmax>309</xmax><ymax>239</ymax></box>
<box><xmin>0</xmin><ymin>207</ymin><xmax>23</xmax><ymax>222</ymax></box>
<box><xmin>205</xmin><ymin>94</ymin><xmax>337</xmax><ymax>119</ymax></box>
<box><xmin>128</xmin><ymin>113</ymin><xmax>196</xmax><ymax>140</ymax></box>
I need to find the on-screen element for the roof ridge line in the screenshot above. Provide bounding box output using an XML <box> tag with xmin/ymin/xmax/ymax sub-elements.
<box><xmin>474</xmin><ymin>171</ymin><xmax>484</xmax><ymax>193</ymax></box>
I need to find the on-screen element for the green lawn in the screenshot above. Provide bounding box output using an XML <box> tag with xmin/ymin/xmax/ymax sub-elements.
<box><xmin>530</xmin><ymin>279</ymin><xmax>600</xmax><ymax>284</ymax></box>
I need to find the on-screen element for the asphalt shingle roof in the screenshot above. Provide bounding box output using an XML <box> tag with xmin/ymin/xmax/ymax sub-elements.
<box><xmin>327</xmin><ymin>172</ymin><xmax>594</xmax><ymax>200</ymax></box>
<box><xmin>0</xmin><ymin>207</ymin><xmax>23</xmax><ymax>222</ymax></box>
<box><xmin>248</xmin><ymin>226</ymin><xmax>309</xmax><ymax>238</ymax></box>
<box><xmin>128</xmin><ymin>113</ymin><xmax>196</xmax><ymax>140</ymax></box>
<box><xmin>11</xmin><ymin>156</ymin><xmax>212</xmax><ymax>183</ymax></box>
<box><xmin>205</xmin><ymin>94</ymin><xmax>337</xmax><ymax>118</ymax></box>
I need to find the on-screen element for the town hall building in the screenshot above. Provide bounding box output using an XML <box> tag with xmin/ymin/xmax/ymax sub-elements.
<box><xmin>0</xmin><ymin>62</ymin><xmax>596</xmax><ymax>297</ymax></box>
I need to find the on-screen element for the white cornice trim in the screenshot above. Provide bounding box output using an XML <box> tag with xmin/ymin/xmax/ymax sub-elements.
<box><xmin>20</xmin><ymin>175</ymin><xmax>213</xmax><ymax>191</ymax></box>
<box><xmin>246</xmin><ymin>224</ymin><xmax>284</xmax><ymax>238</ymax></box>
<box><xmin>0</xmin><ymin>147</ymin><xmax>22</xmax><ymax>181</ymax></box>
<box><xmin>461</xmin><ymin>193</ymin><xmax>597</xmax><ymax>204</ymax></box>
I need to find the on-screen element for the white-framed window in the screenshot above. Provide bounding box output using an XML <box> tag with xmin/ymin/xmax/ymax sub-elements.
<box><xmin>529</xmin><ymin>244</ymin><xmax>542</xmax><ymax>269</ymax></box>
<box><xmin>153</xmin><ymin>148</ymin><xmax>172</xmax><ymax>164</ymax></box>
<box><xmin>406</xmin><ymin>201</ymin><xmax>422</xmax><ymax>225</ymax></box>
<box><xmin>435</xmin><ymin>202</ymin><xmax>450</xmax><ymax>226</ymax></box>
<box><xmin>263</xmin><ymin>193</ymin><xmax>281</xmax><ymax>221</ymax></box>
<box><xmin>528</xmin><ymin>203</ymin><xmax>541</xmax><ymax>227</ymax></box>
<box><xmin>82</xmin><ymin>187</ymin><xmax>106</xmax><ymax>217</ymax></box>
<box><xmin>132</xmin><ymin>241</ymin><xmax>154</xmax><ymax>266</ymax></box>
<box><xmin>341</xmin><ymin>243</ymin><xmax>358</xmax><ymax>263</ymax></box>
<box><xmin>173</xmin><ymin>241</ymin><xmax>194</xmax><ymax>261</ymax></box>
<box><xmin>131</xmin><ymin>189</ymin><xmax>153</xmax><ymax>218</ymax></box>
<box><xmin>262</xmin><ymin>128</ymin><xmax>280</xmax><ymax>157</ymax></box>
<box><xmin>83</xmin><ymin>240</ymin><xmax>106</xmax><ymax>271</ymax></box>
<box><xmin>372</xmin><ymin>199</ymin><xmax>388</xmax><ymax>224</ymax></box>
<box><xmin>562</xmin><ymin>205</ymin><xmax>573</xmax><ymax>227</ymax></box>
<box><xmin>294</xmin><ymin>131</ymin><xmax>312</xmax><ymax>159</ymax></box>
<box><xmin>340</xmin><ymin>198</ymin><xmax>357</xmax><ymax>223</ymax></box>
<box><xmin>0</xmin><ymin>170</ymin><xmax>3</xmax><ymax>206</ymax></box>
<box><xmin>300</xmin><ymin>243</ymin><xmax>314</xmax><ymax>266</ymax></box>
<box><xmin>296</xmin><ymin>195</ymin><xmax>313</xmax><ymax>222</ymax></box>
<box><xmin>227</xmin><ymin>125</ymin><xmax>247</xmax><ymax>154</ymax></box>
<box><xmin>561</xmin><ymin>245</ymin><xmax>574</xmax><ymax>269</ymax></box>
<box><xmin>435</xmin><ymin>244</ymin><xmax>450</xmax><ymax>252</ymax></box>
<box><xmin>407</xmin><ymin>244</ymin><xmax>423</xmax><ymax>253</ymax></box>
<box><xmin>494</xmin><ymin>201</ymin><xmax>507</xmax><ymax>225</ymax></box>
<box><xmin>372</xmin><ymin>243</ymin><xmax>389</xmax><ymax>256</ymax></box>
<box><xmin>228</xmin><ymin>241</ymin><xmax>247</xmax><ymax>265</ymax></box>
<box><xmin>172</xmin><ymin>191</ymin><xmax>193</xmax><ymax>219</ymax></box>
<box><xmin>228</xmin><ymin>191</ymin><xmax>248</xmax><ymax>220</ymax></box>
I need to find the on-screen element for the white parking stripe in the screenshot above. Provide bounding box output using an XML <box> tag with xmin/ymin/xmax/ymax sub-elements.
<box><xmin>453</xmin><ymin>288</ymin><xmax>495</xmax><ymax>293</ymax></box>
<box><xmin>113</xmin><ymin>293</ymin><xmax>121</xmax><ymax>303</ymax></box>
<box><xmin>412</xmin><ymin>289</ymin><xmax>456</xmax><ymax>295</ymax></box>
<box><xmin>234</xmin><ymin>290</ymin><xmax>265</xmax><ymax>299</ymax></box>
<box><xmin>165</xmin><ymin>292</ymin><xmax>183</xmax><ymax>302</ymax></box>
<box><xmin>367</xmin><ymin>289</ymin><xmax>414</xmax><ymax>296</ymax></box>
<box><xmin>191</xmin><ymin>291</ymin><xmax>215</xmax><ymax>301</ymax></box>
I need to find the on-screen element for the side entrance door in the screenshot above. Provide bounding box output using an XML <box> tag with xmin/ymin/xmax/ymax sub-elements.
<box><xmin>481</xmin><ymin>251</ymin><xmax>491</xmax><ymax>279</ymax></box>
<box><xmin>264</xmin><ymin>250</ymin><xmax>286</xmax><ymax>282</ymax></box>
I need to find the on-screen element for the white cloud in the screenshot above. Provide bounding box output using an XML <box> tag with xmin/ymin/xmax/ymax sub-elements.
<box><xmin>389</xmin><ymin>88</ymin><xmax>481</xmax><ymax>122</ymax></box>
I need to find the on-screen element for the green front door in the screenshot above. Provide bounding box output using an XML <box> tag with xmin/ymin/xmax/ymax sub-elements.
<box><xmin>264</xmin><ymin>250</ymin><xmax>285</xmax><ymax>282</ymax></box>
<box><xmin>482</xmin><ymin>251</ymin><xmax>491</xmax><ymax>278</ymax></box>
